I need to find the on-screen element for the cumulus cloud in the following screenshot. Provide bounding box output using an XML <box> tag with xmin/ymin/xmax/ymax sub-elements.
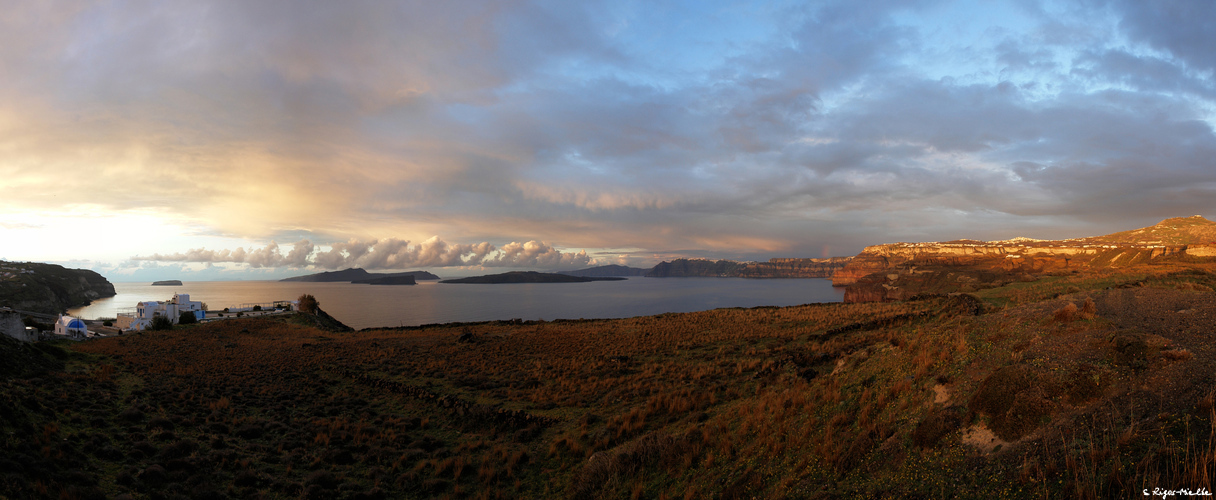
<box><xmin>131</xmin><ymin>237</ymin><xmax>595</xmax><ymax>270</ymax></box>
<box><xmin>484</xmin><ymin>241</ymin><xmax>592</xmax><ymax>268</ymax></box>
<box><xmin>6</xmin><ymin>0</ymin><xmax>1216</xmax><ymax>267</ymax></box>
<box><xmin>132</xmin><ymin>241</ymin><xmax>301</xmax><ymax>269</ymax></box>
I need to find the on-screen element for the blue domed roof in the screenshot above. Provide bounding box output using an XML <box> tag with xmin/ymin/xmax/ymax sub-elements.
<box><xmin>67</xmin><ymin>319</ymin><xmax>86</xmax><ymax>329</ymax></box>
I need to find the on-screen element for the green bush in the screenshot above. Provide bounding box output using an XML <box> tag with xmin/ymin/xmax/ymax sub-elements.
<box><xmin>149</xmin><ymin>315</ymin><xmax>174</xmax><ymax>331</ymax></box>
<box><xmin>178</xmin><ymin>311</ymin><xmax>198</xmax><ymax>325</ymax></box>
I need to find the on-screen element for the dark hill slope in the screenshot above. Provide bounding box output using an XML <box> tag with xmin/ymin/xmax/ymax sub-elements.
<box><xmin>3</xmin><ymin>265</ymin><xmax>1211</xmax><ymax>498</ymax></box>
<box><xmin>0</xmin><ymin>261</ymin><xmax>115</xmax><ymax>314</ymax></box>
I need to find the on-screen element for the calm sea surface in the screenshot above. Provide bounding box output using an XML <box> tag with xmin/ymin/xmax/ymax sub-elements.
<box><xmin>68</xmin><ymin>278</ymin><xmax>844</xmax><ymax>330</ymax></box>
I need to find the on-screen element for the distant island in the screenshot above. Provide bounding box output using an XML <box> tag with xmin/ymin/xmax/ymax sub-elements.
<box><xmin>558</xmin><ymin>264</ymin><xmax>649</xmax><ymax>277</ymax></box>
<box><xmin>280</xmin><ymin>268</ymin><xmax>440</xmax><ymax>283</ymax></box>
<box><xmin>441</xmin><ymin>271</ymin><xmax>626</xmax><ymax>284</ymax></box>
<box><xmin>359</xmin><ymin>276</ymin><xmax>416</xmax><ymax>286</ymax></box>
<box><xmin>646</xmin><ymin>259</ymin><xmax>744</xmax><ymax>277</ymax></box>
<box><xmin>151</xmin><ymin>280</ymin><xmax>183</xmax><ymax>286</ymax></box>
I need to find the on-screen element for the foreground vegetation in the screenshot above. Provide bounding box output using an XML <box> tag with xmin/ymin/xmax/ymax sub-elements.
<box><xmin>2</xmin><ymin>263</ymin><xmax>1215</xmax><ymax>499</ymax></box>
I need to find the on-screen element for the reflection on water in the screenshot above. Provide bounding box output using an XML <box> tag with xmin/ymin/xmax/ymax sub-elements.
<box><xmin>70</xmin><ymin>278</ymin><xmax>845</xmax><ymax>330</ymax></box>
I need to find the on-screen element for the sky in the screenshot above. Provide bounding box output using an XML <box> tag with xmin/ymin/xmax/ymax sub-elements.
<box><xmin>1</xmin><ymin>0</ymin><xmax>1214</xmax><ymax>281</ymax></box>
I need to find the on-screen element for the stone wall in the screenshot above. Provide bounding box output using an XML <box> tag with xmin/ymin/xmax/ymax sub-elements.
<box><xmin>0</xmin><ymin>310</ymin><xmax>36</xmax><ymax>342</ymax></box>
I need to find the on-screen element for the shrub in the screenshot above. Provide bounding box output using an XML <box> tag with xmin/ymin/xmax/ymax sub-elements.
<box><xmin>1050</xmin><ymin>302</ymin><xmax>1079</xmax><ymax>323</ymax></box>
<box><xmin>150</xmin><ymin>315</ymin><xmax>174</xmax><ymax>331</ymax></box>
<box><xmin>1078</xmin><ymin>298</ymin><xmax>1097</xmax><ymax>320</ymax></box>
<box><xmin>298</xmin><ymin>294</ymin><xmax>319</xmax><ymax>315</ymax></box>
<box><xmin>253</xmin><ymin>305</ymin><xmax>262</xmax><ymax>312</ymax></box>
<box><xmin>178</xmin><ymin>311</ymin><xmax>197</xmax><ymax>325</ymax></box>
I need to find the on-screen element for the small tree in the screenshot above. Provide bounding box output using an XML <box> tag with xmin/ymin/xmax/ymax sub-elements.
<box><xmin>253</xmin><ymin>305</ymin><xmax>262</xmax><ymax>312</ymax></box>
<box><xmin>298</xmin><ymin>294</ymin><xmax>319</xmax><ymax>315</ymax></box>
<box><xmin>149</xmin><ymin>314</ymin><xmax>174</xmax><ymax>331</ymax></box>
<box><xmin>178</xmin><ymin>310</ymin><xmax>198</xmax><ymax>325</ymax></box>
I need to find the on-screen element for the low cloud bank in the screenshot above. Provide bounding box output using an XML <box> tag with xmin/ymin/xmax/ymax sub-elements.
<box><xmin>130</xmin><ymin>236</ymin><xmax>594</xmax><ymax>270</ymax></box>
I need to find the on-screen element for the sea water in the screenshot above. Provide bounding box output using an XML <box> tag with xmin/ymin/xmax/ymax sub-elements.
<box><xmin>68</xmin><ymin>278</ymin><xmax>844</xmax><ymax>330</ymax></box>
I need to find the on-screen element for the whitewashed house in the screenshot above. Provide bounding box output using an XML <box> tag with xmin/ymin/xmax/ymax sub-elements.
<box><xmin>116</xmin><ymin>293</ymin><xmax>205</xmax><ymax>331</ymax></box>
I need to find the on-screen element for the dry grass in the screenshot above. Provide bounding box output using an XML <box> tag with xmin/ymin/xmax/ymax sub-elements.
<box><xmin>3</xmin><ymin>266</ymin><xmax>1215</xmax><ymax>498</ymax></box>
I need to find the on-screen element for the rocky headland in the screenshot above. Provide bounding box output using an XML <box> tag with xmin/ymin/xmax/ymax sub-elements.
<box><xmin>0</xmin><ymin>261</ymin><xmax>116</xmax><ymax>314</ymax></box>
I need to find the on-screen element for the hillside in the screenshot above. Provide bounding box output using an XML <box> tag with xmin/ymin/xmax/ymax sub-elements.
<box><xmin>0</xmin><ymin>260</ymin><xmax>116</xmax><ymax>314</ymax></box>
<box><xmin>1081</xmin><ymin>215</ymin><xmax>1216</xmax><ymax>245</ymax></box>
<box><xmin>2</xmin><ymin>264</ymin><xmax>1214</xmax><ymax>498</ymax></box>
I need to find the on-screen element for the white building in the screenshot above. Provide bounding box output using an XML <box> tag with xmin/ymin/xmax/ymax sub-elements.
<box><xmin>116</xmin><ymin>293</ymin><xmax>205</xmax><ymax>331</ymax></box>
<box><xmin>54</xmin><ymin>315</ymin><xmax>88</xmax><ymax>339</ymax></box>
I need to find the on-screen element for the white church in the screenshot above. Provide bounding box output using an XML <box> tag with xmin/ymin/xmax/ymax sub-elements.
<box><xmin>54</xmin><ymin>315</ymin><xmax>89</xmax><ymax>339</ymax></box>
<box><xmin>116</xmin><ymin>293</ymin><xmax>206</xmax><ymax>331</ymax></box>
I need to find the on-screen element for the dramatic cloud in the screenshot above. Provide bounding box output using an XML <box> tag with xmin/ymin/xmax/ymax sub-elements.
<box><xmin>131</xmin><ymin>237</ymin><xmax>595</xmax><ymax>270</ymax></box>
<box><xmin>3</xmin><ymin>0</ymin><xmax>1216</xmax><ymax>278</ymax></box>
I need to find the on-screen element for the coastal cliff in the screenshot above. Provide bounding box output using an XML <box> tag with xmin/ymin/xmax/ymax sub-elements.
<box><xmin>0</xmin><ymin>261</ymin><xmax>116</xmax><ymax>314</ymax></box>
<box><xmin>835</xmin><ymin>216</ymin><xmax>1216</xmax><ymax>302</ymax></box>
<box><xmin>735</xmin><ymin>257</ymin><xmax>852</xmax><ymax>278</ymax></box>
<box><xmin>646</xmin><ymin>257</ymin><xmax>851</xmax><ymax>278</ymax></box>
